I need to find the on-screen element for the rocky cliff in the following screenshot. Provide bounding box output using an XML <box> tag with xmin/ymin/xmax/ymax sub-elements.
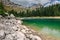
<box><xmin>0</xmin><ymin>17</ymin><xmax>41</xmax><ymax>40</ymax></box>
<box><xmin>1</xmin><ymin>0</ymin><xmax>42</xmax><ymax>12</ymax></box>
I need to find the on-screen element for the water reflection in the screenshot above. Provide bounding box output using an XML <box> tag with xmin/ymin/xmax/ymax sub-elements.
<box><xmin>40</xmin><ymin>27</ymin><xmax>60</xmax><ymax>37</ymax></box>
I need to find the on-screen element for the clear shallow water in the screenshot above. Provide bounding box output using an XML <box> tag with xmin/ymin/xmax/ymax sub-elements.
<box><xmin>22</xmin><ymin>19</ymin><xmax>60</xmax><ymax>37</ymax></box>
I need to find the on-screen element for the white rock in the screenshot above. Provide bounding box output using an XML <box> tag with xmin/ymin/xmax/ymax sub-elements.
<box><xmin>32</xmin><ymin>35</ymin><xmax>41</xmax><ymax>40</ymax></box>
<box><xmin>21</xmin><ymin>29</ymin><xmax>26</xmax><ymax>33</ymax></box>
<box><xmin>12</xmin><ymin>26</ymin><xmax>18</xmax><ymax>31</ymax></box>
<box><xmin>0</xmin><ymin>18</ymin><xmax>42</xmax><ymax>40</ymax></box>
<box><xmin>0</xmin><ymin>30</ymin><xmax>5</xmax><ymax>39</ymax></box>
<box><xmin>17</xmin><ymin>20</ymin><xmax>22</xmax><ymax>24</ymax></box>
<box><xmin>10</xmin><ymin>14</ymin><xmax>15</xmax><ymax>18</ymax></box>
<box><xmin>0</xmin><ymin>15</ymin><xmax>2</xmax><ymax>18</ymax></box>
<box><xmin>5</xmin><ymin>34</ymin><xmax>13</xmax><ymax>40</ymax></box>
<box><xmin>16</xmin><ymin>31</ymin><xmax>26</xmax><ymax>40</ymax></box>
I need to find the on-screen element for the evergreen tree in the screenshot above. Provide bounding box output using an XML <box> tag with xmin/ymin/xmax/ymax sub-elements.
<box><xmin>7</xmin><ymin>4</ymin><xmax>60</xmax><ymax>17</ymax></box>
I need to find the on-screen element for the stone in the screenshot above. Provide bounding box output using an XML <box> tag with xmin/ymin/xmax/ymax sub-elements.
<box><xmin>0</xmin><ymin>30</ymin><xmax>5</xmax><ymax>39</ymax></box>
<box><xmin>5</xmin><ymin>34</ymin><xmax>13</xmax><ymax>40</ymax></box>
<box><xmin>0</xmin><ymin>15</ymin><xmax>2</xmax><ymax>18</ymax></box>
<box><xmin>0</xmin><ymin>18</ymin><xmax>42</xmax><ymax>40</ymax></box>
<box><xmin>32</xmin><ymin>35</ymin><xmax>42</xmax><ymax>40</ymax></box>
<box><xmin>12</xmin><ymin>26</ymin><xmax>18</xmax><ymax>31</ymax></box>
<box><xmin>10</xmin><ymin>14</ymin><xmax>15</xmax><ymax>18</ymax></box>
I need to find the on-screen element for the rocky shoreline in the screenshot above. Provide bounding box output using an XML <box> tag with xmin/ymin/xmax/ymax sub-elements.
<box><xmin>0</xmin><ymin>17</ymin><xmax>60</xmax><ymax>40</ymax></box>
<box><xmin>0</xmin><ymin>17</ymin><xmax>41</xmax><ymax>40</ymax></box>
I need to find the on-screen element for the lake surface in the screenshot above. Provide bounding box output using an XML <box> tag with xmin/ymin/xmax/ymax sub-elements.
<box><xmin>22</xmin><ymin>19</ymin><xmax>60</xmax><ymax>37</ymax></box>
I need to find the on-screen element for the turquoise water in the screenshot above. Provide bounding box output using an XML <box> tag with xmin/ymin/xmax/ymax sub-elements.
<box><xmin>22</xmin><ymin>19</ymin><xmax>60</xmax><ymax>37</ymax></box>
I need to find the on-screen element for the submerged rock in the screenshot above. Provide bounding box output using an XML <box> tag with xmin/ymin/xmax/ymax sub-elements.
<box><xmin>0</xmin><ymin>18</ymin><xmax>41</xmax><ymax>40</ymax></box>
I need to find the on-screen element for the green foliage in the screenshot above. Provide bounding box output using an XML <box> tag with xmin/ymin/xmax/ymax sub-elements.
<box><xmin>0</xmin><ymin>2</ymin><xmax>60</xmax><ymax>17</ymax></box>
<box><xmin>0</xmin><ymin>2</ymin><xmax>7</xmax><ymax>17</ymax></box>
<box><xmin>8</xmin><ymin>4</ymin><xmax>60</xmax><ymax>17</ymax></box>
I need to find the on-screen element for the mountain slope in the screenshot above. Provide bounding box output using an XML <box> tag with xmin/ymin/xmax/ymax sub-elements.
<box><xmin>44</xmin><ymin>0</ymin><xmax>60</xmax><ymax>7</ymax></box>
<box><xmin>10</xmin><ymin>0</ymin><xmax>41</xmax><ymax>7</ymax></box>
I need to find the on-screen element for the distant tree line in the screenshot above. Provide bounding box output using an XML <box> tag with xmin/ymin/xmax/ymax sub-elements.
<box><xmin>0</xmin><ymin>2</ymin><xmax>60</xmax><ymax>17</ymax></box>
<box><xmin>8</xmin><ymin>4</ymin><xmax>60</xmax><ymax>17</ymax></box>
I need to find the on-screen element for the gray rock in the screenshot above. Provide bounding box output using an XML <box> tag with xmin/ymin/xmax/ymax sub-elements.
<box><xmin>0</xmin><ymin>15</ymin><xmax>2</xmax><ymax>18</ymax></box>
<box><xmin>10</xmin><ymin>14</ymin><xmax>15</xmax><ymax>18</ymax></box>
<box><xmin>0</xmin><ymin>18</ymin><xmax>41</xmax><ymax>40</ymax></box>
<box><xmin>0</xmin><ymin>30</ymin><xmax>5</xmax><ymax>39</ymax></box>
<box><xmin>5</xmin><ymin>34</ymin><xmax>13</xmax><ymax>40</ymax></box>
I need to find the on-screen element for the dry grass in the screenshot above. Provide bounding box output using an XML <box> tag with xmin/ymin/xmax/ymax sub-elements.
<box><xmin>4</xmin><ymin>5</ymin><xmax>25</xmax><ymax>12</ymax></box>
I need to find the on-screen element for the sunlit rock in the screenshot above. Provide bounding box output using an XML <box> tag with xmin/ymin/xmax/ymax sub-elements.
<box><xmin>0</xmin><ymin>18</ymin><xmax>42</xmax><ymax>40</ymax></box>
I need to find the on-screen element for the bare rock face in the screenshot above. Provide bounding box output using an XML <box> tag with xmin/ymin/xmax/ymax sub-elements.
<box><xmin>0</xmin><ymin>18</ymin><xmax>41</xmax><ymax>40</ymax></box>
